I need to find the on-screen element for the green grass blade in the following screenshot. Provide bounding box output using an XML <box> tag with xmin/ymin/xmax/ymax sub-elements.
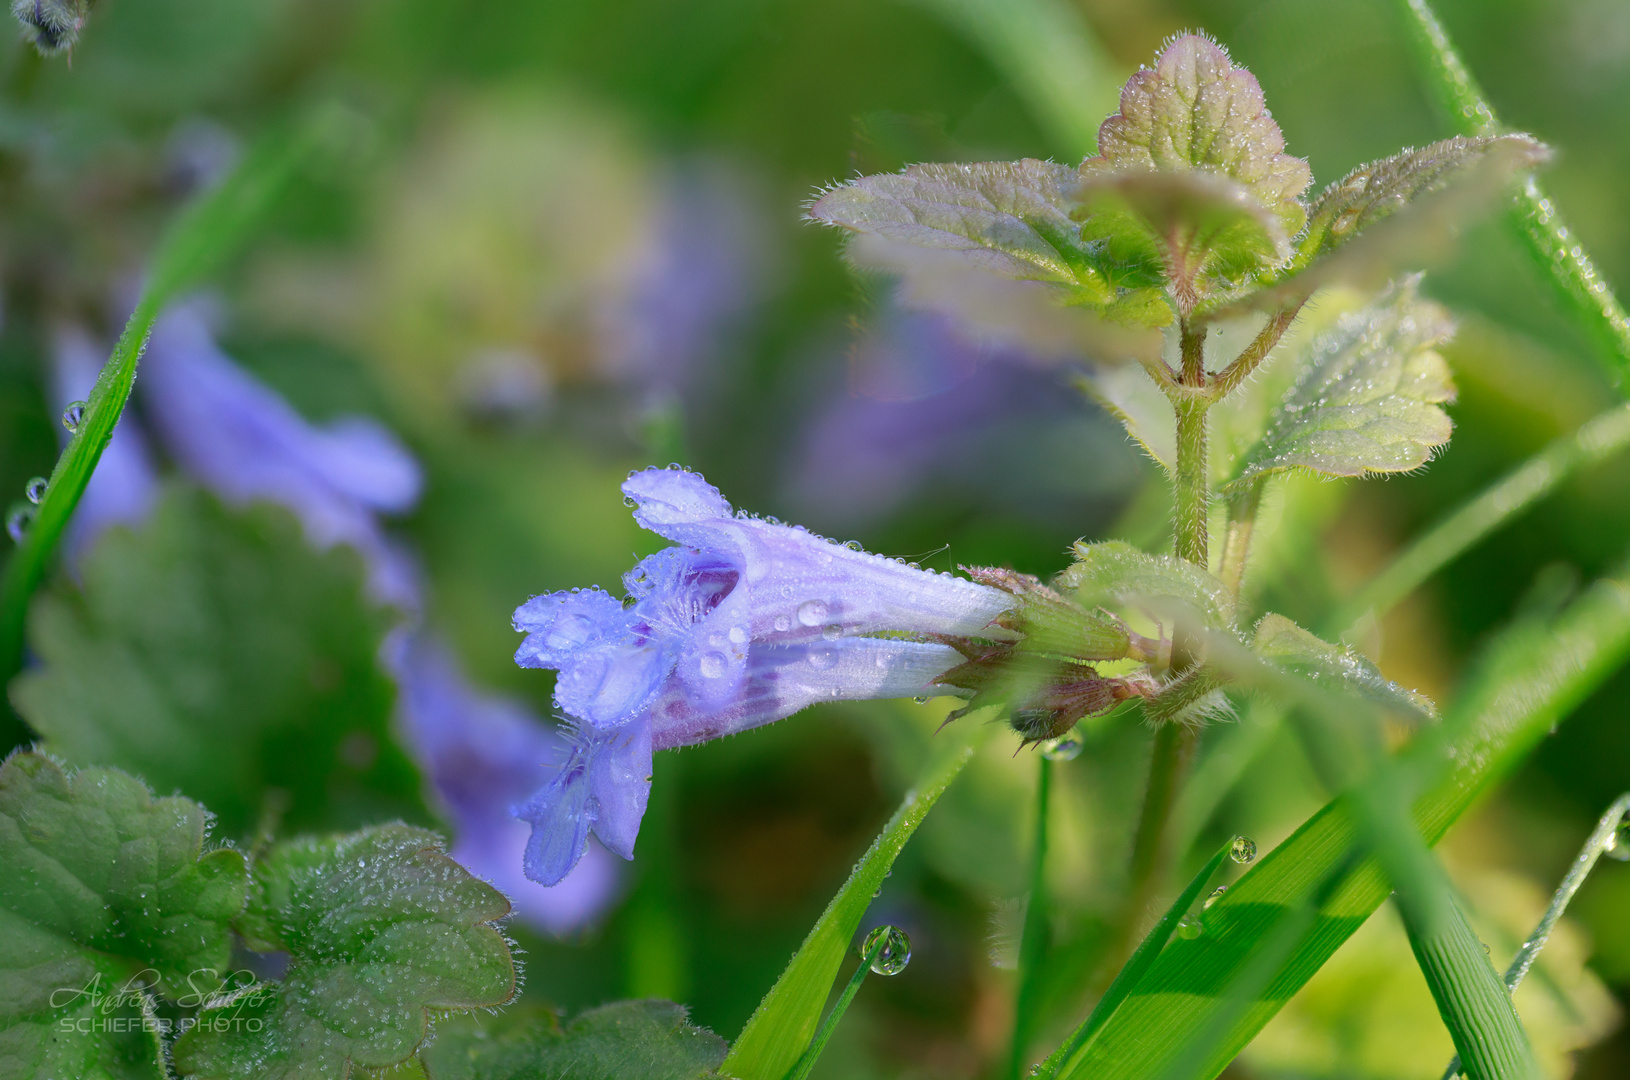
<box><xmin>1039</xmin><ymin>843</ymin><xmax>1231</xmax><ymax>1080</ymax></box>
<box><xmin>1062</xmin><ymin>563</ymin><xmax>1630</xmax><ymax>1080</ymax></box>
<box><xmin>0</xmin><ymin>108</ymin><xmax>340</xmax><ymax>740</ymax></box>
<box><xmin>783</xmin><ymin>932</ymin><xmax>888</xmax><ymax>1080</ymax></box>
<box><xmin>1007</xmin><ymin>756</ymin><xmax>1053</xmax><ymax>1080</ymax></box>
<box><xmin>1395</xmin><ymin>0</ymin><xmax>1630</xmax><ymax>384</ymax></box>
<box><xmin>1332</xmin><ymin>401</ymin><xmax>1630</xmax><ymax>634</ymax></box>
<box><xmin>722</xmin><ymin>727</ymin><xmax>980</xmax><ymax>1080</ymax></box>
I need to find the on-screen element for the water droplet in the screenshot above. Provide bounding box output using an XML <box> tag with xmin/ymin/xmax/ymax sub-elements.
<box><xmin>1176</xmin><ymin>914</ymin><xmax>1203</xmax><ymax>940</ymax></box>
<box><xmin>7</xmin><ymin>506</ymin><xmax>34</xmax><ymax>543</ymax></box>
<box><xmin>699</xmin><ymin>652</ymin><xmax>727</xmax><ymax>679</ymax></box>
<box><xmin>623</xmin><ymin>495</ymin><xmax>637</xmax><ymax>508</ymax></box>
<box><xmin>821</xmin><ymin>624</ymin><xmax>842</xmax><ymax>641</ymax></box>
<box><xmin>1204</xmin><ymin>885</ymin><xmax>1227</xmax><ymax>910</ymax></box>
<box><xmin>61</xmin><ymin>401</ymin><xmax>86</xmax><ymax>434</ymax></box>
<box><xmin>843</xmin><ymin>540</ymin><xmax>863</xmax><ymax>551</ymax></box>
<box><xmin>728</xmin><ymin>626</ymin><xmax>748</xmax><ymax>644</ymax></box>
<box><xmin>1041</xmin><ymin>736</ymin><xmax>1082</xmax><ymax>762</ymax></box>
<box><xmin>808</xmin><ymin>646</ymin><xmax>837</xmax><ymax>670</ymax></box>
<box><xmin>797</xmin><ymin>599</ymin><xmax>829</xmax><ymax>626</ymax></box>
<box><xmin>863</xmin><ymin>925</ymin><xmax>911</xmax><ymax>975</ymax></box>
<box><xmin>1229</xmin><ymin>835</ymin><xmax>1257</xmax><ymax>864</ymax></box>
<box><xmin>773</xmin><ymin>615</ymin><xmax>791</xmax><ymax>633</ymax></box>
<box><xmin>912</xmin><ymin>696</ymin><xmax>930</xmax><ymax>705</ymax></box>
<box><xmin>1607</xmin><ymin>814</ymin><xmax>1630</xmax><ymax>862</ymax></box>
<box><xmin>24</xmin><ymin>477</ymin><xmax>47</xmax><ymax>504</ymax></box>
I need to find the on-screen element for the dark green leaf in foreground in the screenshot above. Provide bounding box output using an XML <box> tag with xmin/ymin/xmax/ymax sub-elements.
<box><xmin>1059</xmin><ymin>541</ymin><xmax>1235</xmax><ymax>630</ymax></box>
<box><xmin>0</xmin><ymin>753</ymin><xmax>247</xmax><ymax>1080</ymax></box>
<box><xmin>1227</xmin><ymin>279</ymin><xmax>1455</xmax><ymax>490</ymax></box>
<box><xmin>1251</xmin><ymin>614</ymin><xmax>1436</xmax><ymax>721</ymax></box>
<box><xmin>12</xmin><ymin>487</ymin><xmax>426</xmax><ymax>838</ymax></box>
<box><xmin>171</xmin><ymin>824</ymin><xmax>515</xmax><ymax>1080</ymax></box>
<box><xmin>421</xmin><ymin>1001</ymin><xmax>727</xmax><ymax>1080</ymax></box>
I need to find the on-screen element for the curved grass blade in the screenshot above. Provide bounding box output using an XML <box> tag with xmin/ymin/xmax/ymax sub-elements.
<box><xmin>1062</xmin><ymin>561</ymin><xmax>1630</xmax><ymax>1080</ymax></box>
<box><xmin>1441</xmin><ymin>791</ymin><xmax>1630</xmax><ymax>1079</ymax></box>
<box><xmin>0</xmin><ymin>107</ymin><xmax>344</xmax><ymax>741</ymax></box>
<box><xmin>1007</xmin><ymin>756</ymin><xmax>1053</xmax><ymax>1080</ymax></box>
<box><xmin>1395</xmin><ymin>0</ymin><xmax>1630</xmax><ymax>384</ymax></box>
<box><xmin>1333</xmin><ymin>401</ymin><xmax>1630</xmax><ymax>633</ymax></box>
<box><xmin>783</xmin><ymin>930</ymin><xmax>890</xmax><ymax>1080</ymax></box>
<box><xmin>1036</xmin><ymin>841</ymin><xmax>1232</xmax><ymax>1080</ymax></box>
<box><xmin>722</xmin><ymin>726</ymin><xmax>981</xmax><ymax>1080</ymax></box>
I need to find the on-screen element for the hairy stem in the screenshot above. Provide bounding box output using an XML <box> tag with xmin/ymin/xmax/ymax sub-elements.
<box><xmin>1210</xmin><ymin>304</ymin><xmax>1303</xmax><ymax>400</ymax></box>
<box><xmin>1172</xmin><ymin>320</ymin><xmax>1211</xmax><ymax>568</ymax></box>
<box><xmin>1218</xmin><ymin>479</ymin><xmax>1266</xmax><ymax>602</ymax></box>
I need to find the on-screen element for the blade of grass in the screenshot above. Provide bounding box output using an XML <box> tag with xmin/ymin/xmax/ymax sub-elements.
<box><xmin>1441</xmin><ymin>791</ymin><xmax>1630</xmax><ymax>1079</ymax></box>
<box><xmin>1333</xmin><ymin>400</ymin><xmax>1630</xmax><ymax>635</ymax></box>
<box><xmin>1058</xmin><ymin>562</ymin><xmax>1630</xmax><ymax>1080</ymax></box>
<box><xmin>0</xmin><ymin>106</ymin><xmax>344</xmax><ymax>745</ymax></box>
<box><xmin>723</xmin><ymin>725</ymin><xmax>981</xmax><ymax>1080</ymax></box>
<box><xmin>783</xmin><ymin>931</ymin><xmax>890</xmax><ymax>1080</ymax></box>
<box><xmin>1036</xmin><ymin>841</ymin><xmax>1233</xmax><ymax>1080</ymax></box>
<box><xmin>1395</xmin><ymin>0</ymin><xmax>1630</xmax><ymax>385</ymax></box>
<box><xmin>1007</xmin><ymin>755</ymin><xmax>1053</xmax><ymax>1080</ymax></box>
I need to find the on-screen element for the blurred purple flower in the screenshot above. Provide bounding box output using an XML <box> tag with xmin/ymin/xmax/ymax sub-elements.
<box><xmin>51</xmin><ymin>326</ymin><xmax>159</xmax><ymax>564</ymax></box>
<box><xmin>393</xmin><ymin>633</ymin><xmax>619</xmax><ymax>936</ymax></box>
<box><xmin>512</xmin><ymin>466</ymin><xmax>1012</xmax><ymax>885</ymax></box>
<box><xmin>141</xmin><ymin>299</ymin><xmax>423</xmax><ymax>607</ymax></box>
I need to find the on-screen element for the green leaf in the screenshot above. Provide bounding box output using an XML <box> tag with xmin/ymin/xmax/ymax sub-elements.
<box><xmin>1252</xmin><ymin>613</ymin><xmax>1436</xmax><ymax>720</ymax></box>
<box><xmin>0</xmin><ymin>108</ymin><xmax>347</xmax><ymax>743</ymax></box>
<box><xmin>1303</xmin><ymin>135</ymin><xmax>1549</xmax><ymax>263</ymax></box>
<box><xmin>12</xmin><ymin>487</ymin><xmax>427</xmax><ymax>839</ymax></box>
<box><xmin>1227</xmin><ymin>279</ymin><xmax>1455</xmax><ymax>489</ymax></box>
<box><xmin>1060</xmin><ymin>560</ymin><xmax>1630</xmax><ymax>1080</ymax></box>
<box><xmin>171</xmin><ymin>824</ymin><xmax>515</xmax><ymax>1080</ymax></box>
<box><xmin>420</xmin><ymin>1001</ymin><xmax>727</xmax><ymax>1080</ymax></box>
<box><xmin>1075</xmin><ymin>171</ymin><xmax>1286</xmax><ymax>315</ymax></box>
<box><xmin>722</xmin><ymin>729</ymin><xmax>979</xmax><ymax>1080</ymax></box>
<box><xmin>808</xmin><ymin>160</ymin><xmax>1107</xmax><ymax>296</ymax></box>
<box><xmin>1084</xmin><ymin>33</ymin><xmax>1310</xmax><ymax>236</ymax></box>
<box><xmin>0</xmin><ymin>753</ymin><xmax>248</xmax><ymax>1080</ymax></box>
<box><xmin>1058</xmin><ymin>540</ymin><xmax>1235</xmax><ymax>629</ymax></box>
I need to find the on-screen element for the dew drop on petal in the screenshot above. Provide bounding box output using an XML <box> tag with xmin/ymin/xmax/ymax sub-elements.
<box><xmin>1229</xmin><ymin>835</ymin><xmax>1257</xmax><ymax>864</ymax></box>
<box><xmin>1041</xmin><ymin>737</ymin><xmax>1082</xmax><ymax>762</ymax></box>
<box><xmin>773</xmin><ymin>614</ymin><xmax>791</xmax><ymax>633</ymax></box>
<box><xmin>808</xmin><ymin>646</ymin><xmax>837</xmax><ymax>670</ymax></box>
<box><xmin>62</xmin><ymin>401</ymin><xmax>86</xmax><ymax>434</ymax></box>
<box><xmin>797</xmin><ymin>599</ymin><xmax>829</xmax><ymax>626</ymax></box>
<box><xmin>863</xmin><ymin>925</ymin><xmax>911</xmax><ymax>975</ymax></box>
<box><xmin>1176</xmin><ymin>914</ymin><xmax>1203</xmax><ymax>940</ymax></box>
<box><xmin>728</xmin><ymin>626</ymin><xmax>748</xmax><ymax>644</ymax></box>
<box><xmin>821</xmin><ymin>623</ymin><xmax>842</xmax><ymax>641</ymax></box>
<box><xmin>912</xmin><ymin>696</ymin><xmax>930</xmax><ymax>705</ymax></box>
<box><xmin>24</xmin><ymin>477</ymin><xmax>47</xmax><ymax>504</ymax></box>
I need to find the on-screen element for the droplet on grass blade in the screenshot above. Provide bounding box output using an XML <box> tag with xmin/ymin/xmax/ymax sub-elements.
<box><xmin>863</xmin><ymin>925</ymin><xmax>911</xmax><ymax>975</ymax></box>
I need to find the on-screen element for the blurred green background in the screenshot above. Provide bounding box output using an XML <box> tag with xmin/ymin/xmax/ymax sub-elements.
<box><xmin>0</xmin><ymin>0</ymin><xmax>1627</xmax><ymax>1076</ymax></box>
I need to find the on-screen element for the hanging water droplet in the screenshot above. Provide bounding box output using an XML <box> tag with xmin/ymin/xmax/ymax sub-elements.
<box><xmin>1229</xmin><ymin>835</ymin><xmax>1257</xmax><ymax>864</ymax></box>
<box><xmin>62</xmin><ymin>401</ymin><xmax>86</xmax><ymax>434</ymax></box>
<box><xmin>7</xmin><ymin>506</ymin><xmax>34</xmax><ymax>543</ymax></box>
<box><xmin>698</xmin><ymin>652</ymin><xmax>727</xmax><ymax>679</ymax></box>
<box><xmin>912</xmin><ymin>696</ymin><xmax>929</xmax><ymax>705</ymax></box>
<box><xmin>24</xmin><ymin>477</ymin><xmax>48</xmax><ymax>504</ymax></box>
<box><xmin>623</xmin><ymin>495</ymin><xmax>637</xmax><ymax>508</ymax></box>
<box><xmin>797</xmin><ymin>599</ymin><xmax>829</xmax><ymax>626</ymax></box>
<box><xmin>1607</xmin><ymin>814</ymin><xmax>1630</xmax><ymax>862</ymax></box>
<box><xmin>863</xmin><ymin>925</ymin><xmax>911</xmax><ymax>975</ymax></box>
<box><xmin>1041</xmin><ymin>736</ymin><xmax>1082</xmax><ymax>762</ymax></box>
<box><xmin>1204</xmin><ymin>885</ymin><xmax>1227</xmax><ymax>910</ymax></box>
<box><xmin>1176</xmin><ymin>914</ymin><xmax>1203</xmax><ymax>940</ymax></box>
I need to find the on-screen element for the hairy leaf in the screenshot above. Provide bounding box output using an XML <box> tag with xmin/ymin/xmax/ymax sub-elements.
<box><xmin>13</xmin><ymin>487</ymin><xmax>427</xmax><ymax>839</ymax></box>
<box><xmin>171</xmin><ymin>825</ymin><xmax>515</xmax><ymax>1080</ymax></box>
<box><xmin>0</xmin><ymin>753</ymin><xmax>247</xmax><ymax>1080</ymax></box>
<box><xmin>421</xmin><ymin>1001</ymin><xmax>727</xmax><ymax>1080</ymax></box>
<box><xmin>1084</xmin><ymin>33</ymin><xmax>1310</xmax><ymax>235</ymax></box>
<box><xmin>1252</xmin><ymin>614</ymin><xmax>1436</xmax><ymax>720</ymax></box>
<box><xmin>1228</xmin><ymin>279</ymin><xmax>1455</xmax><ymax>489</ymax></box>
<box><xmin>1059</xmin><ymin>540</ymin><xmax>1235</xmax><ymax>629</ymax></box>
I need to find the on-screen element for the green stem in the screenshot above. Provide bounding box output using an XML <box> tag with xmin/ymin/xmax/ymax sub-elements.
<box><xmin>1209</xmin><ymin>304</ymin><xmax>1303</xmax><ymax>400</ymax></box>
<box><xmin>782</xmin><ymin>934</ymin><xmax>888</xmax><ymax>1080</ymax></box>
<box><xmin>1007</xmin><ymin>755</ymin><xmax>1053</xmax><ymax>1080</ymax></box>
<box><xmin>1396</xmin><ymin>0</ymin><xmax>1630</xmax><ymax>385</ymax></box>
<box><xmin>1172</xmin><ymin>321</ymin><xmax>1210</xmax><ymax>569</ymax></box>
<box><xmin>1217</xmin><ymin>479</ymin><xmax>1265</xmax><ymax>602</ymax></box>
